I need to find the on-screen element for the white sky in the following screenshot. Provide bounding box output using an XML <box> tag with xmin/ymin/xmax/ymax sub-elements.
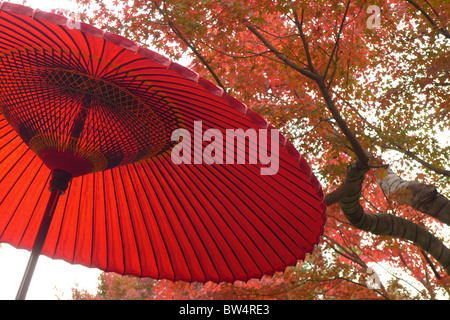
<box><xmin>0</xmin><ymin>244</ymin><xmax>101</xmax><ymax>300</ymax></box>
<box><xmin>0</xmin><ymin>0</ymin><xmax>102</xmax><ymax>300</ymax></box>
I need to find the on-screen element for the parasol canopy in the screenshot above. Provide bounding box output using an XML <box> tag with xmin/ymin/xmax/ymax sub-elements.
<box><xmin>0</xmin><ymin>2</ymin><xmax>326</xmax><ymax>298</ymax></box>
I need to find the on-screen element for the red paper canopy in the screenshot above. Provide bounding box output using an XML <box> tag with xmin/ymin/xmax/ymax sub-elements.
<box><xmin>0</xmin><ymin>2</ymin><xmax>326</xmax><ymax>283</ymax></box>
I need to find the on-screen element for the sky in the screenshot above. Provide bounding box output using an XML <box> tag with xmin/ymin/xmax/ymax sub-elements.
<box><xmin>0</xmin><ymin>244</ymin><xmax>101</xmax><ymax>299</ymax></box>
<box><xmin>0</xmin><ymin>0</ymin><xmax>102</xmax><ymax>300</ymax></box>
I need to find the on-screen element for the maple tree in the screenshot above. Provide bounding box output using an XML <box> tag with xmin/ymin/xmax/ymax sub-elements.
<box><xmin>68</xmin><ymin>0</ymin><xmax>449</xmax><ymax>299</ymax></box>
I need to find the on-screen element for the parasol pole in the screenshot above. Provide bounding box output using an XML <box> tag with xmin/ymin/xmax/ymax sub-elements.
<box><xmin>15</xmin><ymin>169</ymin><xmax>72</xmax><ymax>300</ymax></box>
<box><xmin>16</xmin><ymin>94</ymin><xmax>89</xmax><ymax>300</ymax></box>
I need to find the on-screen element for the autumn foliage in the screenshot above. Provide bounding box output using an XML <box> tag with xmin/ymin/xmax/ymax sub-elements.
<box><xmin>68</xmin><ymin>0</ymin><xmax>449</xmax><ymax>300</ymax></box>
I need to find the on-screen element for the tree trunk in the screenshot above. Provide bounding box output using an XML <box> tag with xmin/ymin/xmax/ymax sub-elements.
<box><xmin>339</xmin><ymin>162</ymin><xmax>450</xmax><ymax>275</ymax></box>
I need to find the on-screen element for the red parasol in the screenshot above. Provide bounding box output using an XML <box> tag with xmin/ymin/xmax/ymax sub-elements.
<box><xmin>0</xmin><ymin>2</ymin><xmax>326</xmax><ymax>299</ymax></box>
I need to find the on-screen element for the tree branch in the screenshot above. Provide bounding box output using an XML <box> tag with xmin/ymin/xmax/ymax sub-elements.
<box><xmin>339</xmin><ymin>162</ymin><xmax>450</xmax><ymax>275</ymax></box>
<box><xmin>316</xmin><ymin>81</ymin><xmax>370</xmax><ymax>166</ymax></box>
<box><xmin>168</xmin><ymin>21</ymin><xmax>227</xmax><ymax>90</ymax></box>
<box><xmin>378</xmin><ymin>168</ymin><xmax>450</xmax><ymax>226</ymax></box>
<box><xmin>324</xmin><ymin>235</ymin><xmax>367</xmax><ymax>268</ymax></box>
<box><xmin>421</xmin><ymin>249</ymin><xmax>443</xmax><ymax>280</ymax></box>
<box><xmin>154</xmin><ymin>3</ymin><xmax>227</xmax><ymax>90</ymax></box>
<box><xmin>323</xmin><ymin>0</ymin><xmax>351</xmax><ymax>80</ymax></box>
<box><xmin>245</xmin><ymin>18</ymin><xmax>370</xmax><ymax>166</ymax></box>
<box><xmin>245</xmin><ymin>22</ymin><xmax>323</xmax><ymax>82</ymax></box>
<box><xmin>334</xmin><ymin>93</ymin><xmax>450</xmax><ymax>178</ymax></box>
<box><xmin>292</xmin><ymin>9</ymin><xmax>316</xmax><ymax>73</ymax></box>
<box><xmin>378</xmin><ymin>142</ymin><xmax>450</xmax><ymax>177</ymax></box>
<box><xmin>406</xmin><ymin>0</ymin><xmax>450</xmax><ymax>39</ymax></box>
<box><xmin>326</xmin><ymin>184</ymin><xmax>346</xmax><ymax>206</ymax></box>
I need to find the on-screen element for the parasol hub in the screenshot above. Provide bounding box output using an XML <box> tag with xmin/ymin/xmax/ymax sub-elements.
<box><xmin>39</xmin><ymin>149</ymin><xmax>95</xmax><ymax>178</ymax></box>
